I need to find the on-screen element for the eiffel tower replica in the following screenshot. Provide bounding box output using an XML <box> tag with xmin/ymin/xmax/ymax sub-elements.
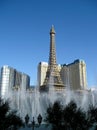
<box><xmin>40</xmin><ymin>26</ymin><xmax>65</xmax><ymax>91</ymax></box>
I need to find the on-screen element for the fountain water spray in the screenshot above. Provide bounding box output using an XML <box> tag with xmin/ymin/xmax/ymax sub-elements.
<box><xmin>5</xmin><ymin>83</ymin><xmax>97</xmax><ymax>123</ymax></box>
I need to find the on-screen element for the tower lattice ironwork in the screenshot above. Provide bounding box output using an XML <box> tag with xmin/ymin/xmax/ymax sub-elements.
<box><xmin>40</xmin><ymin>26</ymin><xmax>64</xmax><ymax>91</ymax></box>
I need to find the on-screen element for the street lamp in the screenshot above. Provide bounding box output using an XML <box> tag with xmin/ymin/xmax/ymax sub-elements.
<box><xmin>24</xmin><ymin>114</ymin><xmax>42</xmax><ymax>130</ymax></box>
<box><xmin>37</xmin><ymin>114</ymin><xmax>42</xmax><ymax>126</ymax></box>
<box><xmin>32</xmin><ymin>117</ymin><xmax>35</xmax><ymax>130</ymax></box>
<box><xmin>25</xmin><ymin>114</ymin><xmax>29</xmax><ymax>126</ymax></box>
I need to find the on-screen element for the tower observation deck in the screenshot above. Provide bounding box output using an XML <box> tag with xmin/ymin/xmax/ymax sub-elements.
<box><xmin>40</xmin><ymin>26</ymin><xmax>65</xmax><ymax>91</ymax></box>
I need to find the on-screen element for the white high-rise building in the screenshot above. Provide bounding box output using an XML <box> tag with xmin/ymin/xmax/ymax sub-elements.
<box><xmin>0</xmin><ymin>65</ymin><xmax>30</xmax><ymax>98</ymax></box>
<box><xmin>37</xmin><ymin>59</ymin><xmax>87</xmax><ymax>90</ymax></box>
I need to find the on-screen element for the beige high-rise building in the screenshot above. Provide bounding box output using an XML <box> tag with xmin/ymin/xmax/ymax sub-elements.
<box><xmin>37</xmin><ymin>62</ymin><xmax>48</xmax><ymax>86</ymax></box>
<box><xmin>37</xmin><ymin>59</ymin><xmax>87</xmax><ymax>90</ymax></box>
<box><xmin>60</xmin><ymin>59</ymin><xmax>87</xmax><ymax>90</ymax></box>
<box><xmin>37</xmin><ymin>62</ymin><xmax>62</xmax><ymax>87</ymax></box>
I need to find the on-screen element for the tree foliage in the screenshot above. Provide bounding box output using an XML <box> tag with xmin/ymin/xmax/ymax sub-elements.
<box><xmin>45</xmin><ymin>100</ymin><xmax>97</xmax><ymax>130</ymax></box>
<box><xmin>46</xmin><ymin>101</ymin><xmax>63</xmax><ymax>130</ymax></box>
<box><xmin>87</xmin><ymin>105</ymin><xmax>97</xmax><ymax>130</ymax></box>
<box><xmin>0</xmin><ymin>98</ymin><xmax>23</xmax><ymax>130</ymax></box>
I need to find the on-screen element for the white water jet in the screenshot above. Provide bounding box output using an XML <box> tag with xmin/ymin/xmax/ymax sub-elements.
<box><xmin>5</xmin><ymin>84</ymin><xmax>97</xmax><ymax>122</ymax></box>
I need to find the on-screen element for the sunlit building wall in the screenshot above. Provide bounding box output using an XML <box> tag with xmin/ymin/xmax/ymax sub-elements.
<box><xmin>37</xmin><ymin>62</ymin><xmax>48</xmax><ymax>86</ymax></box>
<box><xmin>37</xmin><ymin>62</ymin><xmax>62</xmax><ymax>87</ymax></box>
<box><xmin>0</xmin><ymin>66</ymin><xmax>11</xmax><ymax>98</ymax></box>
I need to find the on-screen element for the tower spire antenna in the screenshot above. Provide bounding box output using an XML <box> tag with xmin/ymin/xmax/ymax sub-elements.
<box><xmin>50</xmin><ymin>25</ymin><xmax>55</xmax><ymax>34</ymax></box>
<box><xmin>40</xmin><ymin>26</ymin><xmax>65</xmax><ymax>91</ymax></box>
<box><xmin>52</xmin><ymin>24</ymin><xmax>54</xmax><ymax>28</ymax></box>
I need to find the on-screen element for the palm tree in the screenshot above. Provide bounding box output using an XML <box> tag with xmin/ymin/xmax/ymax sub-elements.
<box><xmin>0</xmin><ymin>98</ymin><xmax>23</xmax><ymax>130</ymax></box>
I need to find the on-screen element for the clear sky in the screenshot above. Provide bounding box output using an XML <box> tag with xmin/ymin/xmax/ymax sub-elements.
<box><xmin>0</xmin><ymin>0</ymin><xmax>97</xmax><ymax>88</ymax></box>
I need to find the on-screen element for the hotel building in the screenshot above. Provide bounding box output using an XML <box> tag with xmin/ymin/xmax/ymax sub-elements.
<box><xmin>0</xmin><ymin>65</ymin><xmax>30</xmax><ymax>98</ymax></box>
<box><xmin>37</xmin><ymin>59</ymin><xmax>87</xmax><ymax>90</ymax></box>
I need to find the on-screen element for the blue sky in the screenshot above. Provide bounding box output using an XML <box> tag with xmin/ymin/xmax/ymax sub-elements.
<box><xmin>0</xmin><ymin>0</ymin><xmax>97</xmax><ymax>87</ymax></box>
